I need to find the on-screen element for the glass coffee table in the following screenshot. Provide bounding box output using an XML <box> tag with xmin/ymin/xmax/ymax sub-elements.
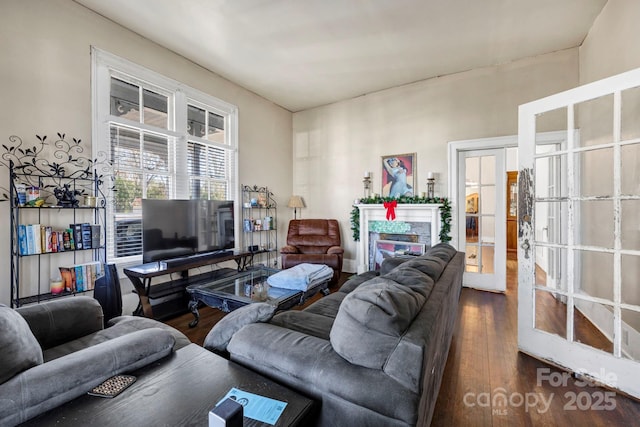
<box><xmin>186</xmin><ymin>267</ymin><xmax>329</xmax><ymax>327</ymax></box>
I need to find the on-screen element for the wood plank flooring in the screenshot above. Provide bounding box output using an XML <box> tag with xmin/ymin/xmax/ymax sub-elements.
<box><xmin>165</xmin><ymin>263</ymin><xmax>640</xmax><ymax>426</ymax></box>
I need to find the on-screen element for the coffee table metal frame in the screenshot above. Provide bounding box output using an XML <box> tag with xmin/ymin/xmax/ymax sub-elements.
<box><xmin>186</xmin><ymin>267</ymin><xmax>329</xmax><ymax>327</ymax></box>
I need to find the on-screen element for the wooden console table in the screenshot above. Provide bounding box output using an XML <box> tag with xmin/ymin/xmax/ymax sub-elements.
<box><xmin>124</xmin><ymin>251</ymin><xmax>256</xmax><ymax>320</ymax></box>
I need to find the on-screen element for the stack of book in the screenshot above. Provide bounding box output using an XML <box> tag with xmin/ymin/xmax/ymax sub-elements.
<box><xmin>17</xmin><ymin>223</ymin><xmax>101</xmax><ymax>255</ymax></box>
<box><xmin>58</xmin><ymin>261</ymin><xmax>104</xmax><ymax>293</ymax></box>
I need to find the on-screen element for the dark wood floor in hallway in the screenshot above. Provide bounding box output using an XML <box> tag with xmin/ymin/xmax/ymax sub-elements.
<box><xmin>167</xmin><ymin>262</ymin><xmax>640</xmax><ymax>426</ymax></box>
<box><xmin>431</xmin><ymin>259</ymin><xmax>640</xmax><ymax>426</ymax></box>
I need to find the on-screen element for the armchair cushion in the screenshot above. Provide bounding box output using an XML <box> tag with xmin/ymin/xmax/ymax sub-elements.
<box><xmin>16</xmin><ymin>296</ymin><xmax>104</xmax><ymax>350</ymax></box>
<box><xmin>0</xmin><ymin>305</ymin><xmax>43</xmax><ymax>384</ymax></box>
<box><xmin>282</xmin><ymin>219</ymin><xmax>344</xmax><ymax>286</ymax></box>
<box><xmin>280</xmin><ymin>245</ymin><xmax>300</xmax><ymax>254</ymax></box>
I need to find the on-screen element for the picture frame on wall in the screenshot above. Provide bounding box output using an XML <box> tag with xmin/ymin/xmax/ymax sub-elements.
<box><xmin>381</xmin><ymin>153</ymin><xmax>416</xmax><ymax>197</ymax></box>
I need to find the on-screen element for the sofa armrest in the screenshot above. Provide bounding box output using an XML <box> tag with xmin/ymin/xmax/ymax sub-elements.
<box><xmin>16</xmin><ymin>296</ymin><xmax>104</xmax><ymax>350</ymax></box>
<box><xmin>327</xmin><ymin>246</ymin><xmax>344</xmax><ymax>255</ymax></box>
<box><xmin>280</xmin><ymin>245</ymin><xmax>300</xmax><ymax>254</ymax></box>
<box><xmin>0</xmin><ymin>328</ymin><xmax>174</xmax><ymax>426</ymax></box>
<box><xmin>227</xmin><ymin>324</ymin><xmax>418</xmax><ymax>421</ymax></box>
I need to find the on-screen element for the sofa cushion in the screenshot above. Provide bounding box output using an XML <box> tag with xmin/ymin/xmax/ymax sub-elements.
<box><xmin>426</xmin><ymin>243</ymin><xmax>457</xmax><ymax>263</ymax></box>
<box><xmin>0</xmin><ymin>305</ymin><xmax>43</xmax><ymax>384</ymax></box>
<box><xmin>395</xmin><ymin>256</ymin><xmax>447</xmax><ymax>282</ymax></box>
<box><xmin>204</xmin><ymin>303</ymin><xmax>276</xmax><ymax>352</ymax></box>
<box><xmin>330</xmin><ymin>278</ymin><xmax>426</xmax><ymax>369</ymax></box>
<box><xmin>303</xmin><ymin>292</ymin><xmax>346</xmax><ymax>318</ymax></box>
<box><xmin>338</xmin><ymin>271</ymin><xmax>379</xmax><ymax>294</ymax></box>
<box><xmin>271</xmin><ymin>311</ymin><xmax>335</xmax><ymax>340</ymax></box>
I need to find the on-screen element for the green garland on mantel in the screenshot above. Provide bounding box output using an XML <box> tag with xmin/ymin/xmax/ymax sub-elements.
<box><xmin>350</xmin><ymin>196</ymin><xmax>451</xmax><ymax>243</ymax></box>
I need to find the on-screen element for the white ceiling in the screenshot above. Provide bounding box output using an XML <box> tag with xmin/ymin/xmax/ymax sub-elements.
<box><xmin>75</xmin><ymin>0</ymin><xmax>607</xmax><ymax>112</ymax></box>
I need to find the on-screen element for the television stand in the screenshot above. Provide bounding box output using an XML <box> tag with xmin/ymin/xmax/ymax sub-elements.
<box><xmin>124</xmin><ymin>251</ymin><xmax>255</xmax><ymax>320</ymax></box>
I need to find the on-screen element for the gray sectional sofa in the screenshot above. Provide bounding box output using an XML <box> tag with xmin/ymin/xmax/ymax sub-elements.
<box><xmin>0</xmin><ymin>296</ymin><xmax>190</xmax><ymax>426</ymax></box>
<box><xmin>205</xmin><ymin>243</ymin><xmax>464</xmax><ymax>426</ymax></box>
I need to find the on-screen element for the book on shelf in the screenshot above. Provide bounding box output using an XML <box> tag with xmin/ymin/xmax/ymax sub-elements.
<box><xmin>32</xmin><ymin>224</ymin><xmax>42</xmax><ymax>254</ymax></box>
<box><xmin>59</xmin><ymin>261</ymin><xmax>103</xmax><ymax>292</ymax></box>
<box><xmin>81</xmin><ymin>223</ymin><xmax>92</xmax><ymax>249</ymax></box>
<box><xmin>91</xmin><ymin>224</ymin><xmax>101</xmax><ymax>248</ymax></box>
<box><xmin>75</xmin><ymin>265</ymin><xmax>84</xmax><ymax>292</ymax></box>
<box><xmin>17</xmin><ymin>224</ymin><xmax>28</xmax><ymax>255</ymax></box>
<box><xmin>44</xmin><ymin>226</ymin><xmax>52</xmax><ymax>253</ymax></box>
<box><xmin>50</xmin><ymin>229</ymin><xmax>59</xmax><ymax>253</ymax></box>
<box><xmin>71</xmin><ymin>223</ymin><xmax>83</xmax><ymax>250</ymax></box>
<box><xmin>63</xmin><ymin>228</ymin><xmax>74</xmax><ymax>250</ymax></box>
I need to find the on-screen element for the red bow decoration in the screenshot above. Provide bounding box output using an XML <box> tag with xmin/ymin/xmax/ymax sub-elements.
<box><xmin>383</xmin><ymin>200</ymin><xmax>397</xmax><ymax>220</ymax></box>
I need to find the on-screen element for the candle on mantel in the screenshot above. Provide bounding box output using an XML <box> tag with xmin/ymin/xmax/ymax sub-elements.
<box><xmin>427</xmin><ymin>172</ymin><xmax>434</xmax><ymax>179</ymax></box>
<box><xmin>364</xmin><ymin>171</ymin><xmax>370</xmax><ymax>178</ymax></box>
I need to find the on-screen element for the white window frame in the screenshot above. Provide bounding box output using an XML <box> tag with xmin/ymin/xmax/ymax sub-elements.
<box><xmin>91</xmin><ymin>47</ymin><xmax>239</xmax><ymax>267</ymax></box>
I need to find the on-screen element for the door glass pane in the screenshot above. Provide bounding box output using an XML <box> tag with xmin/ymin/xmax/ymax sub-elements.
<box><xmin>480</xmin><ymin>245</ymin><xmax>494</xmax><ymax>274</ymax></box>
<box><xmin>535</xmin><ymin>289</ymin><xmax>567</xmax><ymax>338</ymax></box>
<box><xmin>465</xmin><ymin>215</ymin><xmax>478</xmax><ymax>243</ymax></box>
<box><xmin>480</xmin><ymin>156</ymin><xmax>495</xmax><ymax>185</ymax></box>
<box><xmin>534</xmin><ymin>201</ymin><xmax>568</xmax><ymax>245</ymax></box>
<box><xmin>621</xmin><ymin>200</ymin><xmax>640</xmax><ymax>251</ymax></box>
<box><xmin>575</xmin><ymin>250</ymin><xmax>613</xmax><ymax>301</ymax></box>
<box><xmin>480</xmin><ymin>216</ymin><xmax>495</xmax><ymax>244</ymax></box>
<box><xmin>621</xmin><ymin>86</ymin><xmax>640</xmax><ymax>141</ymax></box>
<box><xmin>574</xmin><ymin>94</ymin><xmax>614</xmax><ymax>148</ymax></box>
<box><xmin>466</xmin><ymin>157</ymin><xmax>479</xmax><ymax>184</ymax></box>
<box><xmin>576</xmin><ymin>148</ymin><xmax>613</xmax><ymax>198</ymax></box>
<box><xmin>621</xmin><ymin>142</ymin><xmax>640</xmax><ymax>196</ymax></box>
<box><xmin>535</xmin><ymin>154</ymin><xmax>568</xmax><ymax>199</ymax></box>
<box><xmin>574</xmin><ymin>297</ymin><xmax>613</xmax><ymax>354</ymax></box>
<box><xmin>481</xmin><ymin>186</ymin><xmax>495</xmax><ymax>215</ymax></box>
<box><xmin>621</xmin><ymin>254</ymin><xmax>640</xmax><ymax>306</ymax></box>
<box><xmin>575</xmin><ymin>200</ymin><xmax>613</xmax><ymax>249</ymax></box>
<box><xmin>535</xmin><ymin>247</ymin><xmax>568</xmax><ymax>292</ymax></box>
<box><xmin>535</xmin><ymin>107</ymin><xmax>567</xmax><ymax>155</ymax></box>
<box><xmin>465</xmin><ymin>245</ymin><xmax>478</xmax><ymax>272</ymax></box>
<box><xmin>621</xmin><ymin>308</ymin><xmax>640</xmax><ymax>362</ymax></box>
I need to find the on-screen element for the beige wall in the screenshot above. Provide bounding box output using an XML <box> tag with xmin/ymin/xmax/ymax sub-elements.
<box><xmin>0</xmin><ymin>0</ymin><xmax>293</xmax><ymax>306</ymax></box>
<box><xmin>293</xmin><ymin>49</ymin><xmax>579</xmax><ymax>270</ymax></box>
<box><xmin>578</xmin><ymin>0</ymin><xmax>640</xmax><ymax>331</ymax></box>
<box><xmin>579</xmin><ymin>0</ymin><xmax>640</xmax><ymax>85</ymax></box>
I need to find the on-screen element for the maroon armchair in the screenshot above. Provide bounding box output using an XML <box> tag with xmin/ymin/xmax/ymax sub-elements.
<box><xmin>280</xmin><ymin>219</ymin><xmax>344</xmax><ymax>286</ymax></box>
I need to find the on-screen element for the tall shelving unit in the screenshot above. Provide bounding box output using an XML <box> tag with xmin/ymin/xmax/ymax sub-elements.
<box><xmin>9</xmin><ymin>162</ymin><xmax>107</xmax><ymax>307</ymax></box>
<box><xmin>241</xmin><ymin>184</ymin><xmax>278</xmax><ymax>268</ymax></box>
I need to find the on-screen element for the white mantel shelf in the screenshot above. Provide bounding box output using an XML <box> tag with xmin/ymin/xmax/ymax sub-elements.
<box><xmin>355</xmin><ymin>203</ymin><xmax>442</xmax><ymax>273</ymax></box>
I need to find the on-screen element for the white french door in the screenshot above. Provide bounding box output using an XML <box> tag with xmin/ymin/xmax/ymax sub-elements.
<box><xmin>456</xmin><ymin>148</ymin><xmax>506</xmax><ymax>292</ymax></box>
<box><xmin>518</xmin><ymin>67</ymin><xmax>640</xmax><ymax>398</ymax></box>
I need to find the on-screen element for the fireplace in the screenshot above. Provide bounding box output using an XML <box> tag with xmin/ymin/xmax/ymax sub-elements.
<box><xmin>355</xmin><ymin>203</ymin><xmax>442</xmax><ymax>273</ymax></box>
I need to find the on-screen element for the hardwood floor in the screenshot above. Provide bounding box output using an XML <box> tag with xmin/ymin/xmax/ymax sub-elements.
<box><xmin>165</xmin><ymin>264</ymin><xmax>640</xmax><ymax>426</ymax></box>
<box><xmin>431</xmin><ymin>259</ymin><xmax>640</xmax><ymax>426</ymax></box>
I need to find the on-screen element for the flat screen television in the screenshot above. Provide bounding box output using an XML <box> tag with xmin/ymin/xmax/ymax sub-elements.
<box><xmin>142</xmin><ymin>199</ymin><xmax>236</xmax><ymax>263</ymax></box>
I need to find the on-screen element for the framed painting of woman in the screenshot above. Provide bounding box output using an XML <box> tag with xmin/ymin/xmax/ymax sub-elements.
<box><xmin>381</xmin><ymin>153</ymin><xmax>416</xmax><ymax>197</ymax></box>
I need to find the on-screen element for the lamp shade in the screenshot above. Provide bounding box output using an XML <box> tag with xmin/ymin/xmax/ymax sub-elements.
<box><xmin>287</xmin><ymin>195</ymin><xmax>306</xmax><ymax>208</ymax></box>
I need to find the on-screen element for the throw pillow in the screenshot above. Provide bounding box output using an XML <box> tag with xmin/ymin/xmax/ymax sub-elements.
<box><xmin>203</xmin><ymin>303</ymin><xmax>276</xmax><ymax>352</ymax></box>
<box><xmin>330</xmin><ymin>280</ymin><xmax>425</xmax><ymax>369</ymax></box>
<box><xmin>0</xmin><ymin>305</ymin><xmax>44</xmax><ymax>384</ymax></box>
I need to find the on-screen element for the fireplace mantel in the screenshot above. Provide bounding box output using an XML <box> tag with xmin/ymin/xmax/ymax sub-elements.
<box><xmin>355</xmin><ymin>203</ymin><xmax>442</xmax><ymax>273</ymax></box>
